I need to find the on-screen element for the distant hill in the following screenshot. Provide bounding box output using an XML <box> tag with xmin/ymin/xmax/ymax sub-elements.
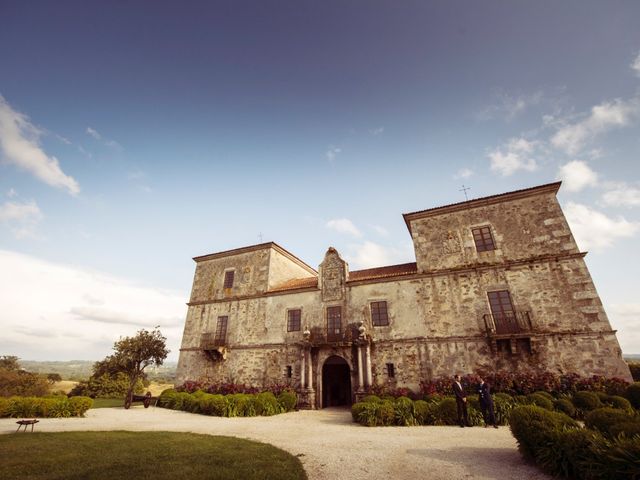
<box><xmin>19</xmin><ymin>360</ymin><xmax>177</xmax><ymax>382</ymax></box>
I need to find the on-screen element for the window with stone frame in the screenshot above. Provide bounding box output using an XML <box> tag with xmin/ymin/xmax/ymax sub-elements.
<box><xmin>472</xmin><ymin>226</ymin><xmax>496</xmax><ymax>252</ymax></box>
<box><xmin>214</xmin><ymin>316</ymin><xmax>228</xmax><ymax>344</ymax></box>
<box><xmin>223</xmin><ymin>270</ymin><xmax>235</xmax><ymax>288</ymax></box>
<box><xmin>287</xmin><ymin>309</ymin><xmax>301</xmax><ymax>332</ymax></box>
<box><xmin>386</xmin><ymin>363</ymin><xmax>395</xmax><ymax>378</ymax></box>
<box><xmin>370</xmin><ymin>301</ymin><xmax>389</xmax><ymax>326</ymax></box>
<box><xmin>326</xmin><ymin>306</ymin><xmax>342</xmax><ymax>336</ymax></box>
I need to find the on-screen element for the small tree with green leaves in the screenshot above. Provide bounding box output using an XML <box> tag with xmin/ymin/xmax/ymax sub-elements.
<box><xmin>97</xmin><ymin>328</ymin><xmax>169</xmax><ymax>408</ymax></box>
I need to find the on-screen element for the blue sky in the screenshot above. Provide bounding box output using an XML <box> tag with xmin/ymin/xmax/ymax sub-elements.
<box><xmin>1</xmin><ymin>1</ymin><xmax>639</xmax><ymax>361</ymax></box>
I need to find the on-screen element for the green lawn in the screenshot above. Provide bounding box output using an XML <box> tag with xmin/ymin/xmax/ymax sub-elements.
<box><xmin>0</xmin><ymin>431</ymin><xmax>307</xmax><ymax>480</ymax></box>
<box><xmin>89</xmin><ymin>398</ymin><xmax>125</xmax><ymax>408</ymax></box>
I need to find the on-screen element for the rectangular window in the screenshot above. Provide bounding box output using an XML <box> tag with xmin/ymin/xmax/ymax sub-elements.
<box><xmin>370</xmin><ymin>301</ymin><xmax>389</xmax><ymax>326</ymax></box>
<box><xmin>487</xmin><ymin>290</ymin><xmax>515</xmax><ymax>320</ymax></box>
<box><xmin>472</xmin><ymin>226</ymin><xmax>496</xmax><ymax>252</ymax></box>
<box><xmin>326</xmin><ymin>306</ymin><xmax>342</xmax><ymax>337</ymax></box>
<box><xmin>286</xmin><ymin>365</ymin><xmax>292</xmax><ymax>378</ymax></box>
<box><xmin>287</xmin><ymin>309</ymin><xmax>301</xmax><ymax>332</ymax></box>
<box><xmin>214</xmin><ymin>315</ymin><xmax>228</xmax><ymax>344</ymax></box>
<box><xmin>223</xmin><ymin>270</ymin><xmax>235</xmax><ymax>288</ymax></box>
<box><xmin>386</xmin><ymin>363</ymin><xmax>395</xmax><ymax>378</ymax></box>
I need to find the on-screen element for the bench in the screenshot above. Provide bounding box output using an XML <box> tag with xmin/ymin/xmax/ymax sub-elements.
<box><xmin>16</xmin><ymin>419</ymin><xmax>39</xmax><ymax>432</ymax></box>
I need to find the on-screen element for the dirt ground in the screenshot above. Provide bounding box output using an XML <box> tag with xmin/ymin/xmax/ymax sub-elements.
<box><xmin>0</xmin><ymin>406</ymin><xmax>549</xmax><ymax>480</ymax></box>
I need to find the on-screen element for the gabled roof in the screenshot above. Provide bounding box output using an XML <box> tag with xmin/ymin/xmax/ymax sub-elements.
<box><xmin>193</xmin><ymin>241</ymin><xmax>317</xmax><ymax>275</ymax></box>
<box><xmin>402</xmin><ymin>181</ymin><xmax>562</xmax><ymax>233</ymax></box>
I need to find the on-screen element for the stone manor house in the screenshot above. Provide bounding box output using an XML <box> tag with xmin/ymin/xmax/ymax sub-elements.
<box><xmin>176</xmin><ymin>182</ymin><xmax>632</xmax><ymax>408</ymax></box>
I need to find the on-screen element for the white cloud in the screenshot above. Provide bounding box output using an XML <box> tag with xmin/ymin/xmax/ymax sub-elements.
<box><xmin>6</xmin><ymin>188</ymin><xmax>17</xmax><ymax>198</ymax></box>
<box><xmin>0</xmin><ymin>95</ymin><xmax>80</xmax><ymax>195</ymax></box>
<box><xmin>608</xmin><ymin>303</ymin><xmax>640</xmax><ymax>354</ymax></box>
<box><xmin>602</xmin><ymin>183</ymin><xmax>640</xmax><ymax>207</ymax></box>
<box><xmin>631</xmin><ymin>51</ymin><xmax>640</xmax><ymax>77</ymax></box>
<box><xmin>370</xmin><ymin>224</ymin><xmax>389</xmax><ymax>236</ymax></box>
<box><xmin>326</xmin><ymin>146</ymin><xmax>341</xmax><ymax>162</ymax></box>
<box><xmin>346</xmin><ymin>241</ymin><xmax>414</xmax><ymax>269</ymax></box>
<box><xmin>454</xmin><ymin>168</ymin><xmax>473</xmax><ymax>179</ymax></box>
<box><xmin>370</xmin><ymin>126</ymin><xmax>384</xmax><ymax>135</ymax></box>
<box><xmin>0</xmin><ymin>200</ymin><xmax>43</xmax><ymax>238</ymax></box>
<box><xmin>326</xmin><ymin>218</ymin><xmax>361</xmax><ymax>237</ymax></box>
<box><xmin>0</xmin><ymin>250</ymin><xmax>187</xmax><ymax>361</ymax></box>
<box><xmin>478</xmin><ymin>91</ymin><xmax>543</xmax><ymax>121</ymax></box>
<box><xmin>564</xmin><ymin>202</ymin><xmax>639</xmax><ymax>251</ymax></box>
<box><xmin>550</xmin><ymin>98</ymin><xmax>640</xmax><ymax>155</ymax></box>
<box><xmin>556</xmin><ymin>160</ymin><xmax>599</xmax><ymax>192</ymax></box>
<box><xmin>488</xmin><ymin>137</ymin><xmax>538</xmax><ymax>176</ymax></box>
<box><xmin>86</xmin><ymin>127</ymin><xmax>102</xmax><ymax>140</ymax></box>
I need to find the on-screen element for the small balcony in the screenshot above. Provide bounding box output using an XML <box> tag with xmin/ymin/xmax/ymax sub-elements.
<box><xmin>483</xmin><ymin>311</ymin><xmax>533</xmax><ymax>336</ymax></box>
<box><xmin>309</xmin><ymin>325</ymin><xmax>358</xmax><ymax>345</ymax></box>
<box><xmin>201</xmin><ymin>332</ymin><xmax>226</xmax><ymax>350</ymax></box>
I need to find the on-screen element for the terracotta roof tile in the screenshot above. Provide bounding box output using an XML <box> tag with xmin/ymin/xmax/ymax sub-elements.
<box><xmin>348</xmin><ymin>262</ymin><xmax>418</xmax><ymax>282</ymax></box>
<box><xmin>268</xmin><ymin>277</ymin><xmax>318</xmax><ymax>292</ymax></box>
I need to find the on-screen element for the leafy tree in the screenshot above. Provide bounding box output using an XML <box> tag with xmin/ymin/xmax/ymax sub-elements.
<box><xmin>0</xmin><ymin>356</ymin><xmax>20</xmax><ymax>371</ymax></box>
<box><xmin>46</xmin><ymin>373</ymin><xmax>63</xmax><ymax>384</ymax></box>
<box><xmin>98</xmin><ymin>328</ymin><xmax>169</xmax><ymax>408</ymax></box>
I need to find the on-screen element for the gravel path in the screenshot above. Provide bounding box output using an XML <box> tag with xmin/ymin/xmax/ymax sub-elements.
<box><xmin>0</xmin><ymin>407</ymin><xmax>549</xmax><ymax>480</ymax></box>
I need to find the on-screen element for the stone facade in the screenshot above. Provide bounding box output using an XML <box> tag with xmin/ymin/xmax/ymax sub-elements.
<box><xmin>176</xmin><ymin>182</ymin><xmax>632</xmax><ymax>408</ymax></box>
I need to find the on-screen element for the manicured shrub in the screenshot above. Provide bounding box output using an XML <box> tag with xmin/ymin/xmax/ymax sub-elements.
<box><xmin>158</xmin><ymin>389</ymin><xmax>177</xmax><ymax>408</ymax></box>
<box><xmin>413</xmin><ymin>400</ymin><xmax>436</xmax><ymax>425</ymax></box>
<box><xmin>526</xmin><ymin>393</ymin><xmax>554</xmax><ymax>410</ymax></box>
<box><xmin>362</xmin><ymin>395</ymin><xmax>381</xmax><ymax>403</ymax></box>
<box><xmin>7</xmin><ymin>396</ymin><xmax>40</xmax><ymax>417</ymax></box>
<box><xmin>609</xmin><ymin>421</ymin><xmax>640</xmax><ymax>438</ymax></box>
<box><xmin>172</xmin><ymin>392</ymin><xmax>193</xmax><ymax>411</ymax></box>
<box><xmin>585</xmin><ymin>434</ymin><xmax>640</xmax><ymax>480</ymax></box>
<box><xmin>553</xmin><ymin>398</ymin><xmax>576</xmax><ymax>418</ymax></box>
<box><xmin>605</xmin><ymin>395</ymin><xmax>632</xmax><ymax>411</ymax></box>
<box><xmin>394</xmin><ymin>397</ymin><xmax>416</xmax><ymax>426</ymax></box>
<box><xmin>376</xmin><ymin>400</ymin><xmax>395</xmax><ymax>426</ymax></box>
<box><xmin>509</xmin><ymin>405</ymin><xmax>579</xmax><ymax>460</ymax></box>
<box><xmin>585</xmin><ymin>407</ymin><xmax>639</xmax><ymax>439</ymax></box>
<box><xmin>0</xmin><ymin>397</ymin><xmax>9</xmax><ymax>417</ymax></box>
<box><xmin>595</xmin><ymin>391</ymin><xmax>609</xmax><ymax>403</ymax></box>
<box><xmin>226</xmin><ymin>393</ymin><xmax>256</xmax><ymax>417</ymax></box>
<box><xmin>493</xmin><ymin>393</ymin><xmax>516</xmax><ymax>425</ymax></box>
<box><xmin>277</xmin><ymin>391</ymin><xmax>297</xmax><ymax>412</ymax></box>
<box><xmin>434</xmin><ymin>397</ymin><xmax>458</xmax><ymax>426</ymax></box>
<box><xmin>198</xmin><ymin>393</ymin><xmax>226</xmax><ymax>416</ymax></box>
<box><xmin>355</xmin><ymin>402</ymin><xmax>379</xmax><ymax>426</ymax></box>
<box><xmin>533</xmin><ymin>390</ymin><xmax>554</xmax><ymax>401</ymax></box>
<box><xmin>68</xmin><ymin>396</ymin><xmax>93</xmax><ymax>416</ymax></box>
<box><xmin>255</xmin><ymin>392</ymin><xmax>279</xmax><ymax>416</ymax></box>
<box><xmin>351</xmin><ymin>402</ymin><xmax>367</xmax><ymax>422</ymax></box>
<box><xmin>626</xmin><ymin>382</ymin><xmax>640</xmax><ymax>409</ymax></box>
<box><xmin>535</xmin><ymin>427</ymin><xmax>603</xmax><ymax>479</ymax></box>
<box><xmin>572</xmin><ymin>390</ymin><xmax>602</xmax><ymax>414</ymax></box>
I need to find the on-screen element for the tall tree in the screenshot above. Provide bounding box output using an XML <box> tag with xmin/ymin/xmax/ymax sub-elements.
<box><xmin>99</xmin><ymin>328</ymin><xmax>169</xmax><ymax>408</ymax></box>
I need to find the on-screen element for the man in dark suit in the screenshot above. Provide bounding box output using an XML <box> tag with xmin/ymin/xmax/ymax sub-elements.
<box><xmin>452</xmin><ymin>374</ymin><xmax>469</xmax><ymax>427</ymax></box>
<box><xmin>478</xmin><ymin>377</ymin><xmax>498</xmax><ymax>428</ymax></box>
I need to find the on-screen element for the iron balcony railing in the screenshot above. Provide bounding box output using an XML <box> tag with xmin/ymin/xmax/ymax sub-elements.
<box><xmin>201</xmin><ymin>332</ymin><xmax>226</xmax><ymax>349</ymax></box>
<box><xmin>483</xmin><ymin>311</ymin><xmax>533</xmax><ymax>335</ymax></box>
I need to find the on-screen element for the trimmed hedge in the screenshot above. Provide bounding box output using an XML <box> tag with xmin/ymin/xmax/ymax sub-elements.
<box><xmin>0</xmin><ymin>395</ymin><xmax>93</xmax><ymax>418</ymax></box>
<box><xmin>584</xmin><ymin>407</ymin><xmax>640</xmax><ymax>439</ymax></box>
<box><xmin>553</xmin><ymin>398</ymin><xmax>576</xmax><ymax>418</ymax></box>
<box><xmin>510</xmin><ymin>404</ymin><xmax>640</xmax><ymax>479</ymax></box>
<box><xmin>158</xmin><ymin>388</ymin><xmax>297</xmax><ymax>417</ymax></box>
<box><xmin>572</xmin><ymin>391</ymin><xmax>602</xmax><ymax>415</ymax></box>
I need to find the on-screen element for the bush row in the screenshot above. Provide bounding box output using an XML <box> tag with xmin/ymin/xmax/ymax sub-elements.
<box><xmin>352</xmin><ymin>389</ymin><xmax>638</xmax><ymax>427</ymax></box>
<box><xmin>0</xmin><ymin>395</ymin><xmax>93</xmax><ymax>418</ymax></box>
<box><xmin>352</xmin><ymin>394</ymin><xmax>514</xmax><ymax>427</ymax></box>
<box><xmin>509</xmin><ymin>405</ymin><xmax>640</xmax><ymax>479</ymax></box>
<box><xmin>421</xmin><ymin>373</ymin><xmax>635</xmax><ymax>398</ymax></box>
<box><xmin>176</xmin><ymin>380</ymin><xmax>295</xmax><ymax>396</ymax></box>
<box><xmin>158</xmin><ymin>389</ymin><xmax>297</xmax><ymax>417</ymax></box>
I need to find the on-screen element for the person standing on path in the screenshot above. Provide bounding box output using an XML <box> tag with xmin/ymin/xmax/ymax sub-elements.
<box><xmin>452</xmin><ymin>374</ymin><xmax>469</xmax><ymax>427</ymax></box>
<box><xmin>478</xmin><ymin>377</ymin><xmax>498</xmax><ymax>428</ymax></box>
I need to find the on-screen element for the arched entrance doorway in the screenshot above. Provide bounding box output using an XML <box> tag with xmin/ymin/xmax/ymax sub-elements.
<box><xmin>322</xmin><ymin>355</ymin><xmax>352</xmax><ymax>408</ymax></box>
